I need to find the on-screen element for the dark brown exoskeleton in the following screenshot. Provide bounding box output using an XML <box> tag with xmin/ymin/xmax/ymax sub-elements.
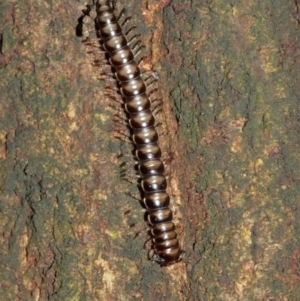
<box><xmin>86</xmin><ymin>0</ymin><xmax>183</xmax><ymax>266</ymax></box>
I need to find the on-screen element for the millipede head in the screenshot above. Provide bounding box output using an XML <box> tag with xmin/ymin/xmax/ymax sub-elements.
<box><xmin>152</xmin><ymin>249</ymin><xmax>185</xmax><ymax>267</ymax></box>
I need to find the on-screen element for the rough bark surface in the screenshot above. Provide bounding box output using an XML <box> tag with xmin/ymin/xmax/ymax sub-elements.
<box><xmin>0</xmin><ymin>0</ymin><xmax>299</xmax><ymax>300</ymax></box>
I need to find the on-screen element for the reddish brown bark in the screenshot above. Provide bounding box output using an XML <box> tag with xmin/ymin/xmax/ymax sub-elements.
<box><xmin>1</xmin><ymin>0</ymin><xmax>300</xmax><ymax>300</ymax></box>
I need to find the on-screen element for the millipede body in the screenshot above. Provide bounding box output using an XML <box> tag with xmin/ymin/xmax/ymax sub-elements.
<box><xmin>90</xmin><ymin>0</ymin><xmax>182</xmax><ymax>266</ymax></box>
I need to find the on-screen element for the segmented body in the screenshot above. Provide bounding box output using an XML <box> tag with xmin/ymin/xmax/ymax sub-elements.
<box><xmin>93</xmin><ymin>0</ymin><xmax>182</xmax><ymax>266</ymax></box>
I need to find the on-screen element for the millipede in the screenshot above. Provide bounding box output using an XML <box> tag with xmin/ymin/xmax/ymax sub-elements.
<box><xmin>81</xmin><ymin>0</ymin><xmax>183</xmax><ymax>266</ymax></box>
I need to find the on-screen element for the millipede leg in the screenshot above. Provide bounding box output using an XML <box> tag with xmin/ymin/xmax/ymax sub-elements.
<box><xmin>130</xmin><ymin>40</ymin><xmax>142</xmax><ymax>54</ymax></box>
<box><xmin>116</xmin><ymin>7</ymin><xmax>125</xmax><ymax>21</ymax></box>
<box><xmin>144</xmin><ymin>78</ymin><xmax>158</xmax><ymax>89</ymax></box>
<box><xmin>142</xmin><ymin>70</ymin><xmax>159</xmax><ymax>81</ymax></box>
<box><xmin>127</xmin><ymin>34</ymin><xmax>142</xmax><ymax>46</ymax></box>
<box><xmin>148</xmin><ymin>87</ymin><xmax>158</xmax><ymax>97</ymax></box>
<box><xmin>125</xmin><ymin>222</ymin><xmax>149</xmax><ymax>240</ymax></box>
<box><xmin>152</xmin><ymin>106</ymin><xmax>163</xmax><ymax>117</ymax></box>
<box><xmin>120</xmin><ymin>167</ymin><xmax>140</xmax><ymax>183</ymax></box>
<box><xmin>151</xmin><ymin>97</ymin><xmax>163</xmax><ymax>108</ymax></box>
<box><xmin>137</xmin><ymin>55</ymin><xmax>147</xmax><ymax>65</ymax></box>
<box><xmin>113</xmin><ymin>112</ymin><xmax>129</xmax><ymax>125</ymax></box>
<box><xmin>125</xmin><ymin>26</ymin><xmax>137</xmax><ymax>37</ymax></box>
<box><xmin>121</xmin><ymin>16</ymin><xmax>132</xmax><ymax>27</ymax></box>
<box><xmin>132</xmin><ymin>45</ymin><xmax>146</xmax><ymax>58</ymax></box>
<box><xmin>114</xmin><ymin>130</ymin><xmax>132</xmax><ymax>141</ymax></box>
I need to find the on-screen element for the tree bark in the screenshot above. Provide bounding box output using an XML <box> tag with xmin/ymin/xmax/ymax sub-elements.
<box><xmin>0</xmin><ymin>0</ymin><xmax>300</xmax><ymax>300</ymax></box>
